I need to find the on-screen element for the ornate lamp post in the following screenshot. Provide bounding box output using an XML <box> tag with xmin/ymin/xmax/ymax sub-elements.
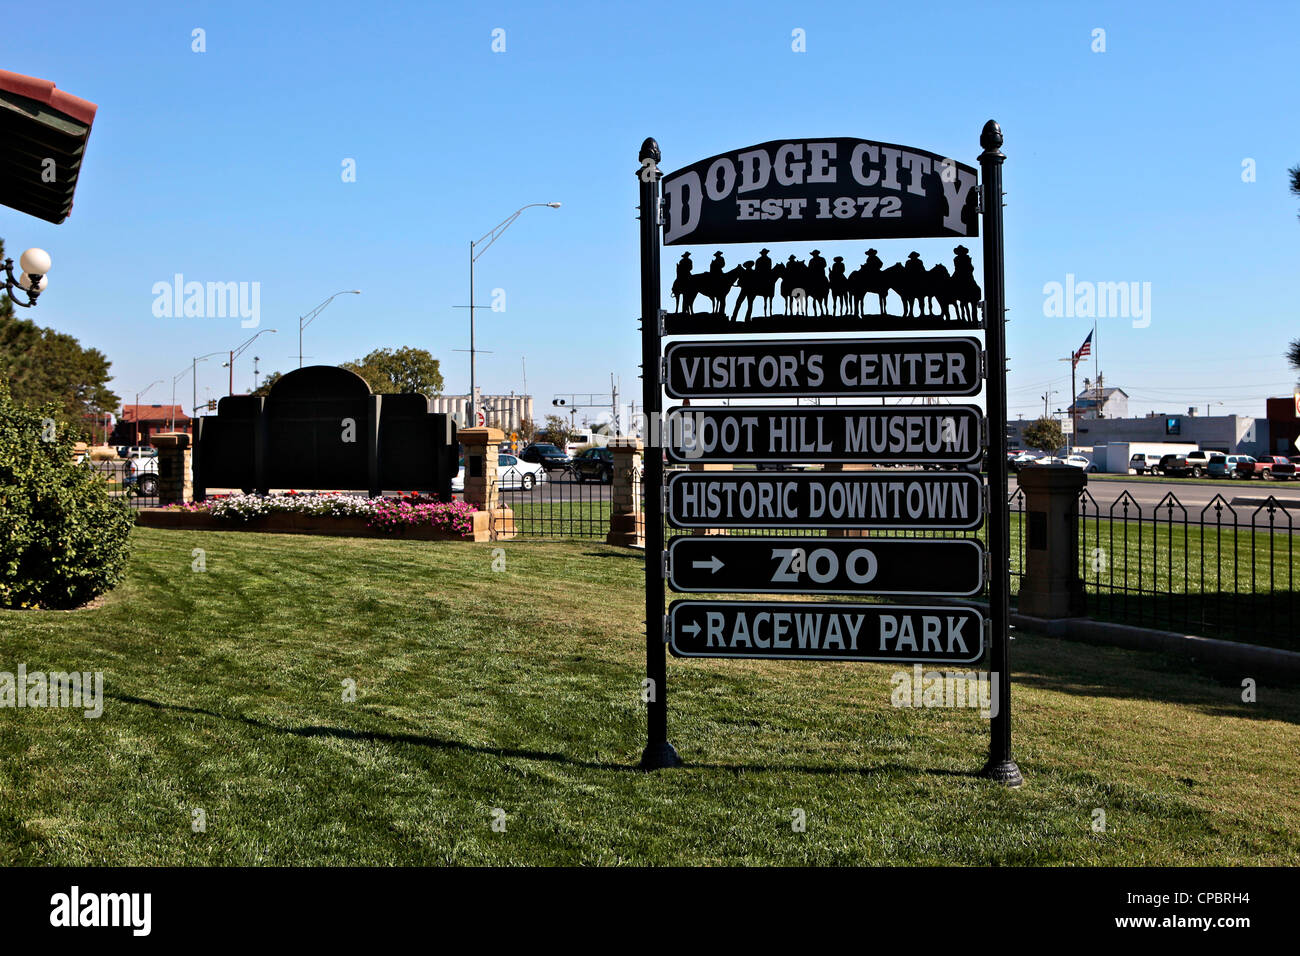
<box><xmin>2</xmin><ymin>247</ymin><xmax>52</xmax><ymax>307</ymax></box>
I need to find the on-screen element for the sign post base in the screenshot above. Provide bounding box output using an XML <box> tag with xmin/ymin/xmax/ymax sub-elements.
<box><xmin>639</xmin><ymin>741</ymin><xmax>683</xmax><ymax>771</ymax></box>
<box><xmin>980</xmin><ymin>758</ymin><xmax>1024</xmax><ymax>788</ymax></box>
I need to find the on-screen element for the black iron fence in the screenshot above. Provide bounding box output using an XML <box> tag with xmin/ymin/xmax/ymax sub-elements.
<box><xmin>491</xmin><ymin>465</ymin><xmax>612</xmax><ymax>538</ymax></box>
<box><xmin>89</xmin><ymin>458</ymin><xmax>158</xmax><ymax>509</ymax></box>
<box><xmin>1079</xmin><ymin>489</ymin><xmax>1295</xmax><ymax>648</ymax></box>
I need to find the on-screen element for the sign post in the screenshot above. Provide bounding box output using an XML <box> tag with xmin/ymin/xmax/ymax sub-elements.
<box><xmin>977</xmin><ymin>121</ymin><xmax>1022</xmax><ymax>786</ymax></box>
<box><xmin>638</xmin><ymin>138</ymin><xmax>681</xmax><ymax>770</ymax></box>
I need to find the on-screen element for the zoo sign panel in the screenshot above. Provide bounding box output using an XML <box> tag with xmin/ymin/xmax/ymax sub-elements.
<box><xmin>661</xmin><ymin>138</ymin><xmax>979</xmax><ymax>246</ymax></box>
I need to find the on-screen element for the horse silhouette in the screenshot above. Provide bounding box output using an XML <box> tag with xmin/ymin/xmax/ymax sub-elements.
<box><xmin>780</xmin><ymin>259</ymin><xmax>808</xmax><ymax>314</ymax></box>
<box><xmin>756</xmin><ymin>262</ymin><xmax>785</xmax><ymax>317</ymax></box>
<box><xmin>950</xmin><ymin>270</ymin><xmax>979</xmax><ymax>321</ymax></box>
<box><xmin>848</xmin><ymin>262</ymin><xmax>889</xmax><ymax>316</ymax></box>
<box><xmin>731</xmin><ymin>262</ymin><xmax>767</xmax><ymax>322</ymax></box>
<box><xmin>920</xmin><ymin>264</ymin><xmax>955</xmax><ymax>319</ymax></box>
<box><xmin>677</xmin><ymin>266</ymin><xmax>741</xmax><ymax>315</ymax></box>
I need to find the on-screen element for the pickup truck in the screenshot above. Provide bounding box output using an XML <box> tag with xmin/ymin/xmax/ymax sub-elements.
<box><xmin>1162</xmin><ymin>450</ymin><xmax>1215</xmax><ymax>478</ymax></box>
<box><xmin>1236</xmin><ymin>456</ymin><xmax>1297</xmax><ymax>480</ymax></box>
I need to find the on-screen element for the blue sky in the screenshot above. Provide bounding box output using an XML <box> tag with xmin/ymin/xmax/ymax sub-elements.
<box><xmin>6</xmin><ymin>0</ymin><xmax>1298</xmax><ymax>424</ymax></box>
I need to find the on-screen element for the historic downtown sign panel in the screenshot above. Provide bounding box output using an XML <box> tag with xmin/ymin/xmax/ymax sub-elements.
<box><xmin>665</xmin><ymin>470</ymin><xmax>985</xmax><ymax>531</ymax></box>
<box><xmin>637</xmin><ymin>123</ymin><xmax>1020</xmax><ymax>784</ymax></box>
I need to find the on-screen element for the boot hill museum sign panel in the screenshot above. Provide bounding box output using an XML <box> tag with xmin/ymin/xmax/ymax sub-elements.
<box><xmin>636</xmin><ymin>126</ymin><xmax>1022</xmax><ymax>786</ymax></box>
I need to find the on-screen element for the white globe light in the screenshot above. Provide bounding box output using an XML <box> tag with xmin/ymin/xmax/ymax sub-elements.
<box><xmin>19</xmin><ymin>248</ymin><xmax>51</xmax><ymax>276</ymax></box>
<box><xmin>18</xmin><ymin>272</ymin><xmax>48</xmax><ymax>292</ymax></box>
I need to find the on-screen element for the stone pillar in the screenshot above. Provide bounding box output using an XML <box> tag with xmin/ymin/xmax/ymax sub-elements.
<box><xmin>823</xmin><ymin>462</ymin><xmax>872</xmax><ymax>537</ymax></box>
<box><xmin>606</xmin><ymin>437</ymin><xmax>644</xmax><ymax>547</ymax></box>
<box><xmin>1016</xmin><ymin>464</ymin><xmax>1086</xmax><ymax>618</ymax></box>
<box><xmin>151</xmin><ymin>432</ymin><xmax>193</xmax><ymax>505</ymax></box>
<box><xmin>458</xmin><ymin>427</ymin><xmax>513</xmax><ymax>541</ymax></box>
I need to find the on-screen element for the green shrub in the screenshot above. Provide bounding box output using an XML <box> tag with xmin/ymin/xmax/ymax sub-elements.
<box><xmin>0</xmin><ymin>381</ymin><xmax>134</xmax><ymax>609</ymax></box>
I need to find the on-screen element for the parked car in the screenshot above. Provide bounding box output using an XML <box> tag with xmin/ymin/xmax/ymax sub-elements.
<box><xmin>518</xmin><ymin>442</ymin><xmax>571</xmax><ymax>474</ymax></box>
<box><xmin>124</xmin><ymin>455</ymin><xmax>159</xmax><ymax>497</ymax></box>
<box><xmin>1009</xmin><ymin>451</ymin><xmax>1040</xmax><ymax>472</ymax></box>
<box><xmin>450</xmin><ymin>454</ymin><xmax>546</xmax><ymax>492</ymax></box>
<box><xmin>1237</xmin><ymin>455</ymin><xmax>1297</xmax><ymax>480</ymax></box>
<box><xmin>1209</xmin><ymin>453</ymin><xmax>1254</xmax><ymax>478</ymax></box>
<box><xmin>1129</xmin><ymin>453</ymin><xmax>1164</xmax><ymax>475</ymax></box>
<box><xmin>116</xmin><ymin>445</ymin><xmax>156</xmax><ymax>460</ymax></box>
<box><xmin>497</xmin><ymin>453</ymin><xmax>546</xmax><ymax>490</ymax></box>
<box><xmin>1163</xmin><ymin>450</ymin><xmax>1215</xmax><ymax>478</ymax></box>
<box><xmin>571</xmin><ymin>446</ymin><xmax>614</xmax><ymax>483</ymax></box>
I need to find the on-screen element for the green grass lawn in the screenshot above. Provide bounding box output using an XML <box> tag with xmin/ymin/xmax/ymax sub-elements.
<box><xmin>2</xmin><ymin>527</ymin><xmax>1297</xmax><ymax>865</ymax></box>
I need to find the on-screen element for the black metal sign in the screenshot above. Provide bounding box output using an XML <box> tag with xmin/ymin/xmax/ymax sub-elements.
<box><xmin>669</xmin><ymin>601</ymin><xmax>985</xmax><ymax>665</ymax></box>
<box><xmin>637</xmin><ymin>124</ymin><xmax>1020</xmax><ymax>784</ymax></box>
<box><xmin>661</xmin><ymin>138</ymin><xmax>979</xmax><ymax>246</ymax></box>
<box><xmin>666</xmin><ymin>470</ymin><xmax>984</xmax><ymax>531</ymax></box>
<box><xmin>664</xmin><ymin>337</ymin><xmax>982</xmax><ymax>398</ymax></box>
<box><xmin>667</xmin><ymin>537</ymin><xmax>984</xmax><ymax>597</ymax></box>
<box><xmin>665</xmin><ymin>405</ymin><xmax>983</xmax><ymax>465</ymax></box>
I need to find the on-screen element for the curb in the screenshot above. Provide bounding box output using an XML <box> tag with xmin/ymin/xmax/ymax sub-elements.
<box><xmin>1010</xmin><ymin>612</ymin><xmax>1300</xmax><ymax>679</ymax></box>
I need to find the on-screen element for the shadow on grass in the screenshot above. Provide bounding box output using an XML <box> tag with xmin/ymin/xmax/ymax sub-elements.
<box><xmin>110</xmin><ymin>691</ymin><xmax>988</xmax><ymax>779</ymax></box>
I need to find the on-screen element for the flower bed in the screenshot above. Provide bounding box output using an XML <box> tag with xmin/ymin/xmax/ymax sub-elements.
<box><xmin>157</xmin><ymin>492</ymin><xmax>483</xmax><ymax>539</ymax></box>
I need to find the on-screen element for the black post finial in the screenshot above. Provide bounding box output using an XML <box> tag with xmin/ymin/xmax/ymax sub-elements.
<box><xmin>640</xmin><ymin>137</ymin><xmax>661</xmax><ymax>163</ymax></box>
<box><xmin>980</xmin><ymin>120</ymin><xmax>1004</xmax><ymax>155</ymax></box>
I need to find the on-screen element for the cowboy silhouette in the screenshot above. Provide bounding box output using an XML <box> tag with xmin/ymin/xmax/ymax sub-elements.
<box><xmin>755</xmin><ymin>248</ymin><xmax>773</xmax><ymax>278</ymax></box>
<box><xmin>808</xmin><ymin>249</ymin><xmax>827</xmax><ymax>276</ymax></box>
<box><xmin>830</xmin><ymin>256</ymin><xmax>846</xmax><ymax>280</ymax></box>
<box><xmin>675</xmin><ymin>251</ymin><xmax>693</xmax><ymax>284</ymax></box>
<box><xmin>952</xmin><ymin>245</ymin><xmax>974</xmax><ymax>281</ymax></box>
<box><xmin>863</xmin><ymin>248</ymin><xmax>883</xmax><ymax>273</ymax></box>
<box><xmin>709</xmin><ymin>251</ymin><xmax>726</xmax><ymax>275</ymax></box>
<box><xmin>904</xmin><ymin>251</ymin><xmax>926</xmax><ymax>279</ymax></box>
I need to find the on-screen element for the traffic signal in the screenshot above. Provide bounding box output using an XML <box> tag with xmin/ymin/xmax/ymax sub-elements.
<box><xmin>553</xmin><ymin>399</ymin><xmax>566</xmax><ymax>406</ymax></box>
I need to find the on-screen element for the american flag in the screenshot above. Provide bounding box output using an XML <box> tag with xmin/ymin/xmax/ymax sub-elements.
<box><xmin>1072</xmin><ymin>331</ymin><xmax>1093</xmax><ymax>368</ymax></box>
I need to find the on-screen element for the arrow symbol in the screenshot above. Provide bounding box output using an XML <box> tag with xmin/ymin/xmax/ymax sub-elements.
<box><xmin>681</xmin><ymin>621</ymin><xmax>701</xmax><ymax>637</ymax></box>
<box><xmin>691</xmin><ymin>555</ymin><xmax>724</xmax><ymax>573</ymax></box>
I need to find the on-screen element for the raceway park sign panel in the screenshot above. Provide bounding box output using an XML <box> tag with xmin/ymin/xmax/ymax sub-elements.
<box><xmin>669</xmin><ymin>602</ymin><xmax>986</xmax><ymax>665</ymax></box>
<box><xmin>664</xmin><ymin>337</ymin><xmax>982</xmax><ymax>399</ymax></box>
<box><xmin>661</xmin><ymin>138</ymin><xmax>979</xmax><ymax>245</ymax></box>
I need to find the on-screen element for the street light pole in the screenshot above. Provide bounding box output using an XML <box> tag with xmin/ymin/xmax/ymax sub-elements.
<box><xmin>298</xmin><ymin>290</ymin><xmax>361</xmax><ymax>369</ymax></box>
<box><xmin>192</xmin><ymin>351</ymin><xmax>224</xmax><ymax>417</ymax></box>
<box><xmin>224</xmin><ymin>329</ymin><xmax>278</xmax><ymax>395</ymax></box>
<box><xmin>468</xmin><ymin>202</ymin><xmax>561</xmax><ymax>426</ymax></box>
<box><xmin>134</xmin><ymin>380</ymin><xmax>163</xmax><ymax>447</ymax></box>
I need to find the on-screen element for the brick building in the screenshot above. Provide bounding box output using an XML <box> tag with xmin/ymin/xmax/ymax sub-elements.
<box><xmin>111</xmin><ymin>404</ymin><xmax>191</xmax><ymax>447</ymax></box>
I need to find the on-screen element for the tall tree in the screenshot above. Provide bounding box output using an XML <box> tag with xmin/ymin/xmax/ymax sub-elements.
<box><xmin>540</xmin><ymin>414</ymin><xmax>577</xmax><ymax>449</ymax></box>
<box><xmin>341</xmin><ymin>347</ymin><xmax>444</xmax><ymax>396</ymax></box>
<box><xmin>251</xmin><ymin>370</ymin><xmax>282</xmax><ymax>397</ymax></box>
<box><xmin>1022</xmin><ymin>417</ymin><xmax>1065</xmax><ymax>455</ymax></box>
<box><xmin>1290</xmin><ymin>163</ymin><xmax>1300</xmax><ymax>220</ymax></box>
